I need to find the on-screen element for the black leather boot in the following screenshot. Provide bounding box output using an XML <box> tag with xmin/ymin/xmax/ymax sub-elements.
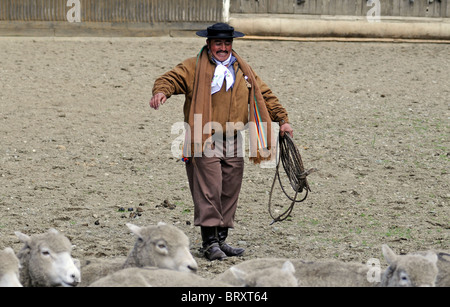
<box><xmin>217</xmin><ymin>227</ymin><xmax>245</xmax><ymax>257</ymax></box>
<box><xmin>201</xmin><ymin>227</ymin><xmax>227</xmax><ymax>261</ymax></box>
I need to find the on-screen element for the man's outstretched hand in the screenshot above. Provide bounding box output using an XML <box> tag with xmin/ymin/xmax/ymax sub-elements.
<box><xmin>149</xmin><ymin>92</ymin><xmax>167</xmax><ymax>110</ymax></box>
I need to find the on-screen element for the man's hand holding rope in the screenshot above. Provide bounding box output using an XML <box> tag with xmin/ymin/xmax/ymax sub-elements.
<box><xmin>279</xmin><ymin>122</ymin><xmax>293</xmax><ymax>138</ymax></box>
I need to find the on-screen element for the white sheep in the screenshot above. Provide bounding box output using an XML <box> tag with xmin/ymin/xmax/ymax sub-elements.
<box><xmin>80</xmin><ymin>222</ymin><xmax>198</xmax><ymax>286</ymax></box>
<box><xmin>215</xmin><ymin>244</ymin><xmax>440</xmax><ymax>287</ymax></box>
<box><xmin>0</xmin><ymin>247</ymin><xmax>23</xmax><ymax>287</ymax></box>
<box><xmin>381</xmin><ymin>244</ymin><xmax>439</xmax><ymax>287</ymax></box>
<box><xmin>89</xmin><ymin>267</ymin><xmax>230</xmax><ymax>287</ymax></box>
<box><xmin>214</xmin><ymin>258</ymin><xmax>373</xmax><ymax>287</ymax></box>
<box><xmin>15</xmin><ymin>228</ymin><xmax>81</xmax><ymax>287</ymax></box>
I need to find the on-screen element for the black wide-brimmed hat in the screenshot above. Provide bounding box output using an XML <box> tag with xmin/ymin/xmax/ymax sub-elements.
<box><xmin>196</xmin><ymin>23</ymin><xmax>245</xmax><ymax>39</ymax></box>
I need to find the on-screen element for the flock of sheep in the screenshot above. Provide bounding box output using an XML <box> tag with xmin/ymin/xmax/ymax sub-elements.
<box><xmin>0</xmin><ymin>222</ymin><xmax>448</xmax><ymax>287</ymax></box>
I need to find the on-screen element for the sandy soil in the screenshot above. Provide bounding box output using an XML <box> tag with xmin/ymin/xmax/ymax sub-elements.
<box><xmin>0</xmin><ymin>36</ymin><xmax>448</xmax><ymax>281</ymax></box>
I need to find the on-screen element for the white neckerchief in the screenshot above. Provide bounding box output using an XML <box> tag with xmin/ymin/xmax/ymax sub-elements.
<box><xmin>211</xmin><ymin>54</ymin><xmax>235</xmax><ymax>95</ymax></box>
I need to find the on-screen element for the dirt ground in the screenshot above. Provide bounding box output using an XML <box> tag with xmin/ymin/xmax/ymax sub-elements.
<box><xmin>0</xmin><ymin>36</ymin><xmax>448</xmax><ymax>281</ymax></box>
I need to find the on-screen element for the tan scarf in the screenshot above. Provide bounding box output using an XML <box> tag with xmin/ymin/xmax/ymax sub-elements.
<box><xmin>186</xmin><ymin>45</ymin><xmax>274</xmax><ymax>164</ymax></box>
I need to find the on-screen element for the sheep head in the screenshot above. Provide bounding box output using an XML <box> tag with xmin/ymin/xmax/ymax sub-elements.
<box><xmin>381</xmin><ymin>244</ymin><xmax>438</xmax><ymax>287</ymax></box>
<box><xmin>15</xmin><ymin>228</ymin><xmax>81</xmax><ymax>287</ymax></box>
<box><xmin>125</xmin><ymin>222</ymin><xmax>198</xmax><ymax>273</ymax></box>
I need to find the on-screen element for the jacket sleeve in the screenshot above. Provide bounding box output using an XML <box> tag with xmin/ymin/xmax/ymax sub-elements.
<box><xmin>254</xmin><ymin>72</ymin><xmax>290</xmax><ymax>124</ymax></box>
<box><xmin>152</xmin><ymin>57</ymin><xmax>196</xmax><ymax>99</ymax></box>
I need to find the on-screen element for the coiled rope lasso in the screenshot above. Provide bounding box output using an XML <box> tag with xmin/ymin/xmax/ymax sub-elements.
<box><xmin>268</xmin><ymin>133</ymin><xmax>317</xmax><ymax>225</ymax></box>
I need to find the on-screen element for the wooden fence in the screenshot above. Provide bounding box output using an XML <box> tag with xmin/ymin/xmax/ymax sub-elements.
<box><xmin>0</xmin><ymin>0</ymin><xmax>226</xmax><ymax>22</ymax></box>
<box><xmin>1</xmin><ymin>0</ymin><xmax>448</xmax><ymax>22</ymax></box>
<box><xmin>230</xmin><ymin>0</ymin><xmax>450</xmax><ymax>18</ymax></box>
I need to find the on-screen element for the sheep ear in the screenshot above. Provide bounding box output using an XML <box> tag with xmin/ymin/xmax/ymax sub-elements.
<box><xmin>15</xmin><ymin>231</ymin><xmax>31</xmax><ymax>244</ymax></box>
<box><xmin>4</xmin><ymin>247</ymin><xmax>15</xmax><ymax>255</ymax></box>
<box><xmin>126</xmin><ymin>223</ymin><xmax>143</xmax><ymax>238</ymax></box>
<box><xmin>282</xmin><ymin>261</ymin><xmax>295</xmax><ymax>274</ymax></box>
<box><xmin>382</xmin><ymin>244</ymin><xmax>397</xmax><ymax>265</ymax></box>
<box><xmin>422</xmin><ymin>252</ymin><xmax>438</xmax><ymax>265</ymax></box>
<box><xmin>48</xmin><ymin>228</ymin><xmax>59</xmax><ymax>234</ymax></box>
<box><xmin>230</xmin><ymin>267</ymin><xmax>248</xmax><ymax>285</ymax></box>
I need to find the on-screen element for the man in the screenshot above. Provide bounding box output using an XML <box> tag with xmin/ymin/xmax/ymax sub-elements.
<box><xmin>150</xmin><ymin>23</ymin><xmax>293</xmax><ymax>261</ymax></box>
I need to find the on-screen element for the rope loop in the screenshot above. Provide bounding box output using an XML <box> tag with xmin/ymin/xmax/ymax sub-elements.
<box><xmin>268</xmin><ymin>133</ymin><xmax>317</xmax><ymax>225</ymax></box>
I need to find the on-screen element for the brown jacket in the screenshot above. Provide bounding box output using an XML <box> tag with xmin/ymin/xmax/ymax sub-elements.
<box><xmin>152</xmin><ymin>51</ymin><xmax>289</xmax><ymax>131</ymax></box>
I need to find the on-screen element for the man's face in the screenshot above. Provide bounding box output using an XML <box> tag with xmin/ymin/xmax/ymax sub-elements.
<box><xmin>207</xmin><ymin>38</ymin><xmax>233</xmax><ymax>62</ymax></box>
